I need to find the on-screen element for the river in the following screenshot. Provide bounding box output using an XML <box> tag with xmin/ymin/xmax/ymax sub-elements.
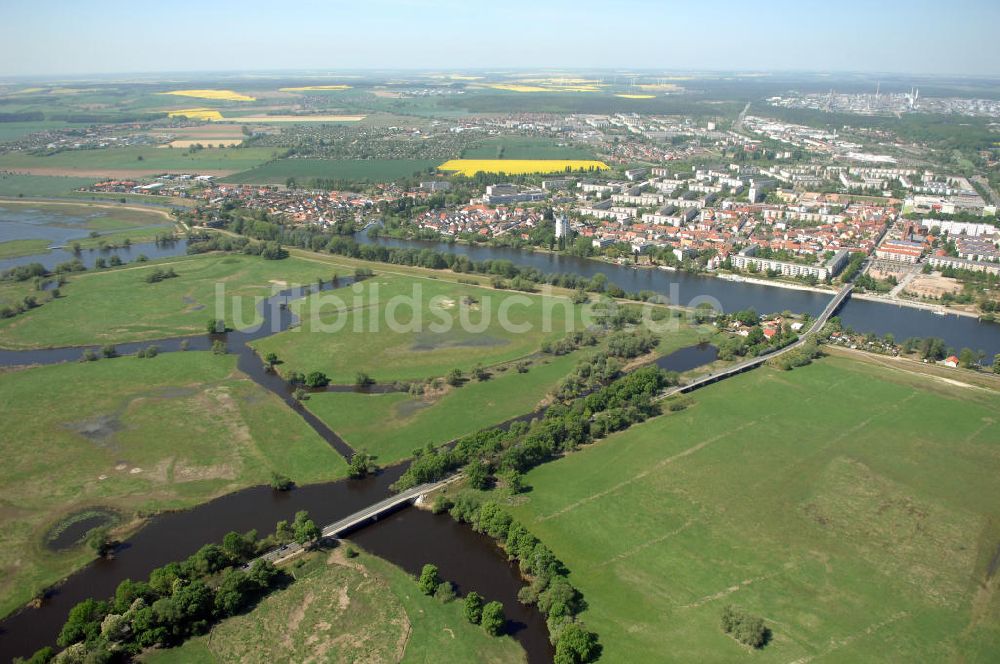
<box><xmin>2</xmin><ymin>208</ymin><xmax>999</xmax><ymax>661</ymax></box>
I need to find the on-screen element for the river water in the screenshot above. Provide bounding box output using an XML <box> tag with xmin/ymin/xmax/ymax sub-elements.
<box><xmin>2</xmin><ymin>209</ymin><xmax>999</xmax><ymax>661</ymax></box>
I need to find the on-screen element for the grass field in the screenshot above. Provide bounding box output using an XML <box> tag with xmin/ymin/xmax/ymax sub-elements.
<box><xmin>143</xmin><ymin>547</ymin><xmax>524</xmax><ymax>664</ymax></box>
<box><xmin>0</xmin><ymin>352</ymin><xmax>346</xmax><ymax>618</ymax></box>
<box><xmin>0</xmin><ymin>174</ymin><xmax>97</xmax><ymax>197</ymax></box>
<box><xmin>0</xmin><ymin>253</ymin><xmax>346</xmax><ymax>348</ymax></box>
<box><xmin>0</xmin><ymin>147</ymin><xmax>278</xmax><ymax>176</ymax></box>
<box><xmin>0</xmin><ymin>238</ymin><xmax>50</xmax><ymax>258</ymax></box>
<box><xmin>251</xmin><ymin>274</ymin><xmax>584</xmax><ymax>383</ymax></box>
<box><xmin>507</xmin><ymin>355</ymin><xmax>1000</xmax><ymax>662</ymax></box>
<box><xmin>306</xmin><ymin>350</ymin><xmax>587</xmax><ymax>464</ymax></box>
<box><xmin>223</xmin><ymin>158</ymin><xmax>437</xmax><ymax>184</ymax></box>
<box><xmin>438</xmin><ymin>159</ymin><xmax>610</xmax><ymax>176</ymax></box>
<box><xmin>461</xmin><ymin>137</ymin><xmax>597</xmax><ymax>160</ymax></box>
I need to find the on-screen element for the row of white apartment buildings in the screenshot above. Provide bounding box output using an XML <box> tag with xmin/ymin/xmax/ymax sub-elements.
<box><xmin>730</xmin><ymin>244</ymin><xmax>852</xmax><ymax>281</ymax></box>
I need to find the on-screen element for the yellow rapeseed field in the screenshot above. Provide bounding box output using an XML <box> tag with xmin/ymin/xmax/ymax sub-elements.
<box><xmin>279</xmin><ymin>85</ymin><xmax>352</xmax><ymax>91</ymax></box>
<box><xmin>166</xmin><ymin>108</ymin><xmax>224</xmax><ymax>121</ymax></box>
<box><xmin>484</xmin><ymin>80</ymin><xmax>604</xmax><ymax>93</ymax></box>
<box><xmin>438</xmin><ymin>159</ymin><xmax>610</xmax><ymax>177</ymax></box>
<box><xmin>161</xmin><ymin>89</ymin><xmax>256</xmax><ymax>102</ymax></box>
<box><xmin>615</xmin><ymin>94</ymin><xmax>656</xmax><ymax>99</ymax></box>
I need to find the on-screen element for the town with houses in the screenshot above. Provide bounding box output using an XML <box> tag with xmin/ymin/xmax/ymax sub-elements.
<box><xmin>63</xmin><ymin>108</ymin><xmax>1000</xmax><ymax>323</ymax></box>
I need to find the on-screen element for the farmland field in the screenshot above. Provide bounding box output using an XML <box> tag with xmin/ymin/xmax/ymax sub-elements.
<box><xmin>508</xmin><ymin>355</ymin><xmax>1000</xmax><ymax>663</ymax></box>
<box><xmin>143</xmin><ymin>548</ymin><xmax>524</xmax><ymax>664</ymax></box>
<box><xmin>0</xmin><ymin>146</ymin><xmax>278</xmax><ymax>176</ymax></box>
<box><xmin>251</xmin><ymin>273</ymin><xmax>585</xmax><ymax>384</ymax></box>
<box><xmin>438</xmin><ymin>159</ymin><xmax>610</xmax><ymax>176</ymax></box>
<box><xmin>461</xmin><ymin>137</ymin><xmax>597</xmax><ymax>160</ymax></box>
<box><xmin>306</xmin><ymin>349</ymin><xmax>587</xmax><ymax>464</ymax></box>
<box><xmin>223</xmin><ymin>158</ymin><xmax>436</xmax><ymax>184</ymax></box>
<box><xmin>0</xmin><ymin>121</ymin><xmax>72</xmax><ymax>142</ymax></box>
<box><xmin>161</xmin><ymin>89</ymin><xmax>256</xmax><ymax>102</ymax></box>
<box><xmin>0</xmin><ymin>253</ymin><xmax>343</xmax><ymax>348</ymax></box>
<box><xmin>0</xmin><ymin>351</ymin><xmax>346</xmax><ymax>618</ymax></box>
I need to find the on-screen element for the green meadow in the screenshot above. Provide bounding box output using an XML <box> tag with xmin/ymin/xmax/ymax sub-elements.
<box><xmin>223</xmin><ymin>158</ymin><xmax>438</xmax><ymax>184</ymax></box>
<box><xmin>0</xmin><ymin>238</ymin><xmax>51</xmax><ymax>259</ymax></box>
<box><xmin>253</xmin><ymin>273</ymin><xmax>584</xmax><ymax>384</ymax></box>
<box><xmin>0</xmin><ymin>173</ymin><xmax>96</xmax><ymax>197</ymax></box>
<box><xmin>0</xmin><ymin>253</ymin><xmax>343</xmax><ymax>348</ymax></box>
<box><xmin>0</xmin><ymin>352</ymin><xmax>345</xmax><ymax>618</ymax></box>
<box><xmin>306</xmin><ymin>349</ymin><xmax>588</xmax><ymax>464</ymax></box>
<box><xmin>144</xmin><ymin>548</ymin><xmax>524</xmax><ymax>664</ymax></box>
<box><xmin>508</xmin><ymin>355</ymin><xmax>1000</xmax><ymax>663</ymax></box>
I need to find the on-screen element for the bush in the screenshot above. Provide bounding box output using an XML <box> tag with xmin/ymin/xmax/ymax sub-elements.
<box><xmin>721</xmin><ymin>605</ymin><xmax>768</xmax><ymax>648</ymax></box>
<box><xmin>269</xmin><ymin>472</ymin><xmax>293</xmax><ymax>491</ymax></box>
<box><xmin>434</xmin><ymin>581</ymin><xmax>456</xmax><ymax>603</ymax></box>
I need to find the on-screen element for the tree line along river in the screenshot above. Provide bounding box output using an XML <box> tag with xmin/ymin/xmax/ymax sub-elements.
<box><xmin>1</xmin><ymin>212</ymin><xmax>999</xmax><ymax>661</ymax></box>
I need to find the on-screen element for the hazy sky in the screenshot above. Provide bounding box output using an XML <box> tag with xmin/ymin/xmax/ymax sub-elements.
<box><xmin>2</xmin><ymin>0</ymin><xmax>998</xmax><ymax>78</ymax></box>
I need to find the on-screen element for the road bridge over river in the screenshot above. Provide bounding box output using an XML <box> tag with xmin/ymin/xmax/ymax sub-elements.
<box><xmin>248</xmin><ymin>477</ymin><xmax>460</xmax><ymax>568</ymax></box>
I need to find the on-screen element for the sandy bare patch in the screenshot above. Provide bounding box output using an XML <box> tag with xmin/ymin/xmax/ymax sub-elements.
<box><xmin>159</xmin><ymin>139</ymin><xmax>243</xmax><ymax>149</ymax></box>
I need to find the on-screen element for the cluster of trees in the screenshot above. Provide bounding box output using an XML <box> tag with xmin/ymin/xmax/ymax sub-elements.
<box><xmin>720</xmin><ymin>605</ymin><xmax>769</xmax><ymax>648</ymax></box>
<box><xmin>2</xmin><ymin>259</ymin><xmax>84</xmax><ymax>285</ymax></box>
<box><xmin>446</xmin><ymin>498</ymin><xmax>600</xmax><ymax>664</ymax></box>
<box><xmin>143</xmin><ymin>267</ymin><xmax>178</xmax><ymax>284</ymax></box>
<box><xmin>461</xmin><ymin>591</ymin><xmax>507</xmax><ymax>637</ymax></box>
<box><xmin>48</xmin><ymin>529</ymin><xmax>288</xmax><ymax>662</ymax></box>
<box><xmin>347</xmin><ymin>452</ymin><xmax>377</xmax><ymax>479</ymax></box>
<box><xmin>287</xmin><ymin>371</ymin><xmax>330</xmax><ymax>388</ymax></box>
<box><xmin>767</xmin><ymin>338</ymin><xmax>822</xmax><ymax>371</ymax></box>
<box><xmin>393</xmin><ymin>366</ymin><xmax>672</xmax><ymax>492</ymax></box>
<box><xmin>541</xmin><ymin>330</ymin><xmax>600</xmax><ymax>356</ymax></box>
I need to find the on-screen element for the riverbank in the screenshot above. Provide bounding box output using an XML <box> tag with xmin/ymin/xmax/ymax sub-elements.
<box><xmin>850</xmin><ymin>291</ymin><xmax>983</xmax><ymax>320</ymax></box>
<box><xmin>710</xmin><ymin>270</ymin><xmax>834</xmax><ymax>295</ymax></box>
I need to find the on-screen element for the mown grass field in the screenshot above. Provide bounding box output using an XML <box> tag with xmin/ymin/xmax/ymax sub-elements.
<box><xmin>306</xmin><ymin>349</ymin><xmax>588</xmax><ymax>464</ymax></box>
<box><xmin>223</xmin><ymin>158</ymin><xmax>438</xmax><ymax>184</ymax></box>
<box><xmin>252</xmin><ymin>274</ymin><xmax>585</xmax><ymax>383</ymax></box>
<box><xmin>0</xmin><ymin>352</ymin><xmax>346</xmax><ymax>618</ymax></box>
<box><xmin>0</xmin><ymin>146</ymin><xmax>278</xmax><ymax>175</ymax></box>
<box><xmin>508</xmin><ymin>355</ymin><xmax>1000</xmax><ymax>663</ymax></box>
<box><xmin>143</xmin><ymin>547</ymin><xmax>524</xmax><ymax>664</ymax></box>
<box><xmin>0</xmin><ymin>253</ymin><xmax>344</xmax><ymax>348</ymax></box>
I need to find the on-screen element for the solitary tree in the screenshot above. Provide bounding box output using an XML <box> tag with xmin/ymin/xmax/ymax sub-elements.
<box><xmin>994</xmin><ymin>354</ymin><xmax>1000</xmax><ymax>375</ymax></box>
<box><xmin>417</xmin><ymin>564</ymin><xmax>440</xmax><ymax>596</ymax></box>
